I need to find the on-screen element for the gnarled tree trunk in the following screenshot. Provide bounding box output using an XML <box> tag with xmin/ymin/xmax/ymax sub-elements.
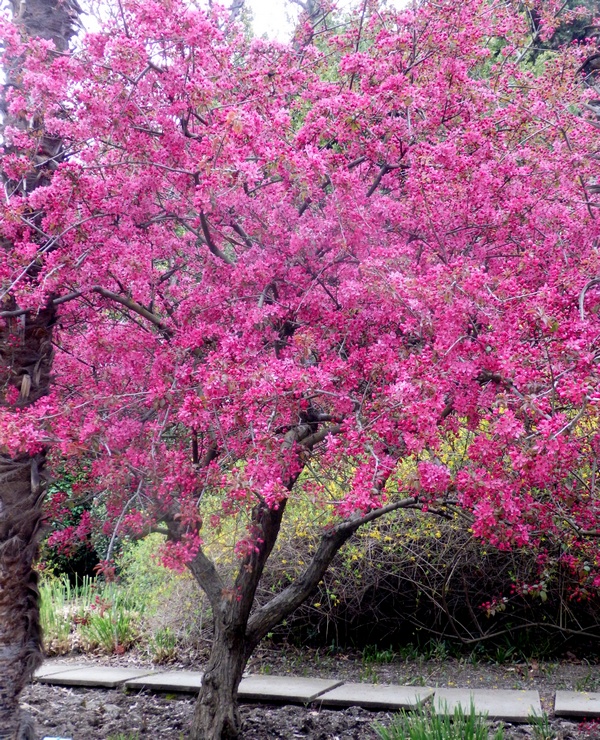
<box><xmin>191</xmin><ymin>620</ymin><xmax>253</xmax><ymax>740</ymax></box>
<box><xmin>0</xmin><ymin>2</ymin><xmax>79</xmax><ymax>737</ymax></box>
<box><xmin>0</xmin><ymin>455</ymin><xmax>46</xmax><ymax>740</ymax></box>
<box><xmin>185</xmin><ymin>501</ymin><xmax>359</xmax><ymax>740</ymax></box>
<box><xmin>185</xmin><ymin>477</ymin><xmax>413</xmax><ymax>738</ymax></box>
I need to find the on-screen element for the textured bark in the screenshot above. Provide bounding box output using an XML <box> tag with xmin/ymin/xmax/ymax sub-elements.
<box><xmin>0</xmin><ymin>2</ymin><xmax>79</xmax><ymax>738</ymax></box>
<box><xmin>9</xmin><ymin>0</ymin><xmax>80</xmax><ymax>52</ymax></box>
<box><xmin>0</xmin><ymin>455</ymin><xmax>45</xmax><ymax>740</ymax></box>
<box><xmin>186</xmin><ymin>488</ymin><xmax>415</xmax><ymax>738</ymax></box>
<box><xmin>185</xmin><ymin>425</ymin><xmax>337</xmax><ymax>739</ymax></box>
<box><xmin>185</xmin><ymin>505</ymin><xmax>362</xmax><ymax>740</ymax></box>
<box><xmin>186</xmin><ymin>499</ymin><xmax>291</xmax><ymax>738</ymax></box>
<box><xmin>0</xmin><ymin>307</ymin><xmax>56</xmax><ymax>737</ymax></box>
<box><xmin>190</xmin><ymin>622</ymin><xmax>250</xmax><ymax>740</ymax></box>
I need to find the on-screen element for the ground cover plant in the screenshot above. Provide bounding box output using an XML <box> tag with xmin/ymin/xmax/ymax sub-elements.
<box><xmin>38</xmin><ymin>508</ymin><xmax>600</xmax><ymax>661</ymax></box>
<box><xmin>40</xmin><ymin>574</ymin><xmax>140</xmax><ymax>655</ymax></box>
<box><xmin>374</xmin><ymin>703</ymin><xmax>505</xmax><ymax>740</ymax></box>
<box><xmin>3</xmin><ymin>0</ymin><xmax>600</xmax><ymax>738</ymax></box>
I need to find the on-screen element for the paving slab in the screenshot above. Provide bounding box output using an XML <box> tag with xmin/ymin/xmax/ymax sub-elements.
<box><xmin>125</xmin><ymin>670</ymin><xmax>204</xmax><ymax>693</ymax></box>
<box><xmin>238</xmin><ymin>675</ymin><xmax>342</xmax><ymax>703</ymax></box>
<box><xmin>35</xmin><ymin>666</ymin><xmax>156</xmax><ymax>688</ymax></box>
<box><xmin>315</xmin><ymin>682</ymin><xmax>434</xmax><ymax>709</ymax></box>
<box><xmin>555</xmin><ymin>690</ymin><xmax>600</xmax><ymax>717</ymax></box>
<box><xmin>34</xmin><ymin>662</ymin><xmax>88</xmax><ymax>679</ymax></box>
<box><xmin>434</xmin><ymin>689</ymin><xmax>542</xmax><ymax>723</ymax></box>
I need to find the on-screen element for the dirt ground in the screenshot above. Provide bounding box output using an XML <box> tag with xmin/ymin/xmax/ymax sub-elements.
<box><xmin>24</xmin><ymin>649</ymin><xmax>600</xmax><ymax>738</ymax></box>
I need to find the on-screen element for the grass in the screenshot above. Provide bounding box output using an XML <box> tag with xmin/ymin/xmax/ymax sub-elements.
<box><xmin>360</xmin><ymin>664</ymin><xmax>381</xmax><ymax>683</ymax></box>
<box><xmin>529</xmin><ymin>711</ymin><xmax>555</xmax><ymax>740</ymax></box>
<box><xmin>362</xmin><ymin>644</ymin><xmax>397</xmax><ymax>664</ymax></box>
<box><xmin>374</xmin><ymin>702</ymin><xmax>505</xmax><ymax>740</ymax></box>
<box><xmin>40</xmin><ymin>574</ymin><xmax>139</xmax><ymax>655</ymax></box>
<box><xmin>575</xmin><ymin>668</ymin><xmax>600</xmax><ymax>693</ymax></box>
<box><xmin>149</xmin><ymin>626</ymin><xmax>178</xmax><ymax>663</ymax></box>
<box><xmin>39</xmin><ymin>536</ymin><xmax>205</xmax><ymax>659</ymax></box>
<box><xmin>40</xmin><ymin>575</ymin><xmax>98</xmax><ymax>654</ymax></box>
<box><xmin>40</xmin><ymin>577</ymin><xmax>76</xmax><ymax>654</ymax></box>
<box><xmin>79</xmin><ymin>604</ymin><xmax>137</xmax><ymax>653</ymax></box>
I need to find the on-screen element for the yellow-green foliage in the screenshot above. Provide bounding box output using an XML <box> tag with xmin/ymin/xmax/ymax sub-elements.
<box><xmin>119</xmin><ymin>535</ymin><xmax>210</xmax><ymax>658</ymax></box>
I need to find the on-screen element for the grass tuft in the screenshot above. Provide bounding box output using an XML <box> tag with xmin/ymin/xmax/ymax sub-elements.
<box><xmin>374</xmin><ymin>702</ymin><xmax>505</xmax><ymax>740</ymax></box>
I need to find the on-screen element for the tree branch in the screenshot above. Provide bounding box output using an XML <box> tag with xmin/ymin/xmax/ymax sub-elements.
<box><xmin>301</xmin><ymin>424</ymin><xmax>342</xmax><ymax>450</ymax></box>
<box><xmin>200</xmin><ymin>212</ymin><xmax>235</xmax><ymax>265</ymax></box>
<box><xmin>335</xmin><ymin>496</ymin><xmax>418</xmax><ymax>533</ymax></box>
<box><xmin>366</xmin><ymin>162</ymin><xmax>409</xmax><ymax>198</ymax></box>
<box><xmin>0</xmin><ymin>290</ymin><xmax>83</xmax><ymax>318</ymax></box>
<box><xmin>246</xmin><ymin>495</ymin><xmax>417</xmax><ymax>643</ymax></box>
<box><xmin>91</xmin><ymin>286</ymin><xmax>173</xmax><ymax>339</ymax></box>
<box><xmin>579</xmin><ymin>278</ymin><xmax>600</xmax><ymax>320</ymax></box>
<box><xmin>187</xmin><ymin>547</ymin><xmax>227</xmax><ymax>611</ymax></box>
<box><xmin>231</xmin><ymin>221</ymin><xmax>253</xmax><ymax>248</ymax></box>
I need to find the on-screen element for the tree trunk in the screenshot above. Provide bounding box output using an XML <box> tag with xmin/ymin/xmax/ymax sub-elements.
<box><xmin>189</xmin><ymin>621</ymin><xmax>251</xmax><ymax>740</ymax></box>
<box><xmin>185</xmin><ymin>488</ymin><xmax>415</xmax><ymax>739</ymax></box>
<box><xmin>0</xmin><ymin>2</ymin><xmax>79</xmax><ymax>737</ymax></box>
<box><xmin>0</xmin><ymin>305</ymin><xmax>55</xmax><ymax>738</ymax></box>
<box><xmin>0</xmin><ymin>456</ymin><xmax>45</xmax><ymax>740</ymax></box>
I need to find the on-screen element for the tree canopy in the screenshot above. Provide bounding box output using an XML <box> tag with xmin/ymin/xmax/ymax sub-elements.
<box><xmin>2</xmin><ymin>0</ymin><xmax>600</xmax><ymax>736</ymax></box>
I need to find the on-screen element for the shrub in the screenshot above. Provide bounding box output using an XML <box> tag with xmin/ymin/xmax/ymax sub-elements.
<box><xmin>78</xmin><ymin>588</ymin><xmax>138</xmax><ymax>654</ymax></box>
<box><xmin>255</xmin><ymin>502</ymin><xmax>600</xmax><ymax>654</ymax></box>
<box><xmin>118</xmin><ymin>535</ymin><xmax>212</xmax><ymax>661</ymax></box>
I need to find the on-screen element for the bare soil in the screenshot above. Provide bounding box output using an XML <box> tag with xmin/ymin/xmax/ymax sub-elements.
<box><xmin>24</xmin><ymin>648</ymin><xmax>600</xmax><ymax>738</ymax></box>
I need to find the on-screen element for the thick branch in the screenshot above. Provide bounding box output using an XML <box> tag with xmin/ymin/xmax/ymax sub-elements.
<box><xmin>92</xmin><ymin>287</ymin><xmax>172</xmax><ymax>338</ymax></box>
<box><xmin>231</xmin><ymin>222</ymin><xmax>253</xmax><ymax>248</ymax></box>
<box><xmin>564</xmin><ymin>516</ymin><xmax>600</xmax><ymax>538</ymax></box>
<box><xmin>186</xmin><ymin>548</ymin><xmax>226</xmax><ymax>611</ymax></box>
<box><xmin>200</xmin><ymin>212</ymin><xmax>235</xmax><ymax>265</ymax></box>
<box><xmin>246</xmin><ymin>496</ymin><xmax>416</xmax><ymax>644</ymax></box>
<box><xmin>229</xmin><ymin>0</ymin><xmax>245</xmax><ymax>20</ymax></box>
<box><xmin>199</xmin><ymin>440</ymin><xmax>219</xmax><ymax>468</ymax></box>
<box><xmin>301</xmin><ymin>423</ymin><xmax>342</xmax><ymax>450</ymax></box>
<box><xmin>227</xmin><ymin>422</ymin><xmax>324</xmax><ymax>628</ymax></box>
<box><xmin>335</xmin><ymin>496</ymin><xmax>418</xmax><ymax>532</ymax></box>
<box><xmin>366</xmin><ymin>162</ymin><xmax>409</xmax><ymax>198</ymax></box>
<box><xmin>0</xmin><ymin>291</ymin><xmax>83</xmax><ymax>319</ymax></box>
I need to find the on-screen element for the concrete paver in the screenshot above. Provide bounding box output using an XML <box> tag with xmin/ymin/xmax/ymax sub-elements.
<box><xmin>238</xmin><ymin>675</ymin><xmax>342</xmax><ymax>703</ymax></box>
<box><xmin>34</xmin><ymin>662</ymin><xmax>87</xmax><ymax>679</ymax></box>
<box><xmin>315</xmin><ymin>682</ymin><xmax>434</xmax><ymax>709</ymax></box>
<box><xmin>555</xmin><ymin>690</ymin><xmax>600</xmax><ymax>718</ymax></box>
<box><xmin>434</xmin><ymin>688</ymin><xmax>542</xmax><ymax>723</ymax></box>
<box><xmin>35</xmin><ymin>666</ymin><xmax>156</xmax><ymax>688</ymax></box>
<box><xmin>125</xmin><ymin>670</ymin><xmax>204</xmax><ymax>692</ymax></box>
<box><xmin>32</xmin><ymin>662</ymin><xmax>569</xmax><ymax>724</ymax></box>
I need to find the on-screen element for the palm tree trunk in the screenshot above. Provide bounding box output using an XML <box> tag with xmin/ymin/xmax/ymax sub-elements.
<box><xmin>0</xmin><ymin>455</ymin><xmax>45</xmax><ymax>740</ymax></box>
<box><xmin>0</xmin><ymin>2</ymin><xmax>80</xmax><ymax>737</ymax></box>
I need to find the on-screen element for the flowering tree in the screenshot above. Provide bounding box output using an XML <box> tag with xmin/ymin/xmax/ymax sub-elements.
<box><xmin>2</xmin><ymin>0</ymin><xmax>600</xmax><ymax>737</ymax></box>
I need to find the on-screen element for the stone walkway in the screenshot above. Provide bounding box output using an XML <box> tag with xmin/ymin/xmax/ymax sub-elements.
<box><xmin>34</xmin><ymin>661</ymin><xmax>600</xmax><ymax>722</ymax></box>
